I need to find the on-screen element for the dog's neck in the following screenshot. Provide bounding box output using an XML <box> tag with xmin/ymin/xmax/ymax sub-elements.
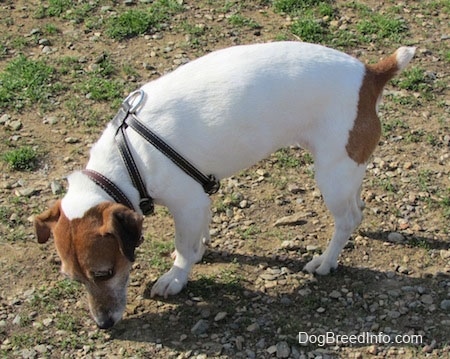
<box><xmin>62</xmin><ymin>125</ymin><xmax>141</xmax><ymax>219</ymax></box>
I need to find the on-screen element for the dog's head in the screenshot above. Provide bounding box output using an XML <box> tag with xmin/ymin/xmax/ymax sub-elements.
<box><xmin>34</xmin><ymin>200</ymin><xmax>143</xmax><ymax>329</ymax></box>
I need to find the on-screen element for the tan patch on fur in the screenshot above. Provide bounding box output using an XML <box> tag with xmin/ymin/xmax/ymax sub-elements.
<box><xmin>346</xmin><ymin>51</ymin><xmax>400</xmax><ymax>164</ymax></box>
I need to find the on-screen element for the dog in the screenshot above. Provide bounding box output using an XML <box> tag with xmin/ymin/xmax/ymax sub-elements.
<box><xmin>34</xmin><ymin>41</ymin><xmax>415</xmax><ymax>329</ymax></box>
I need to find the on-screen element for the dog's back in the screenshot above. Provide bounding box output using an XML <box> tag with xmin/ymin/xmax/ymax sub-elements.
<box><xmin>134</xmin><ymin>42</ymin><xmax>414</xmax><ymax>178</ymax></box>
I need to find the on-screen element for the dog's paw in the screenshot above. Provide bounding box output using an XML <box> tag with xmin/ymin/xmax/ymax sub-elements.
<box><xmin>303</xmin><ymin>255</ymin><xmax>337</xmax><ymax>275</ymax></box>
<box><xmin>150</xmin><ymin>266</ymin><xmax>189</xmax><ymax>298</ymax></box>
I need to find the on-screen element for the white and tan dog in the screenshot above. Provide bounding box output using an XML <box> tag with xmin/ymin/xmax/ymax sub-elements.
<box><xmin>34</xmin><ymin>42</ymin><xmax>415</xmax><ymax>328</ymax></box>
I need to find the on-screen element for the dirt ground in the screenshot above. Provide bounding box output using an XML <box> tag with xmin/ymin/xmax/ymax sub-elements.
<box><xmin>0</xmin><ymin>0</ymin><xmax>449</xmax><ymax>358</ymax></box>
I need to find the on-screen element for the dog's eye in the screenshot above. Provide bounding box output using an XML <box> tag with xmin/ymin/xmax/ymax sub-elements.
<box><xmin>91</xmin><ymin>269</ymin><xmax>114</xmax><ymax>281</ymax></box>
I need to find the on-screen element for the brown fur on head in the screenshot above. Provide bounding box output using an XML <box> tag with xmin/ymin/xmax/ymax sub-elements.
<box><xmin>34</xmin><ymin>201</ymin><xmax>143</xmax><ymax>329</ymax></box>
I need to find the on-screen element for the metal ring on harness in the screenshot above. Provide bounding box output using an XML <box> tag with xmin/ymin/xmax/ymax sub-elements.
<box><xmin>124</xmin><ymin>90</ymin><xmax>145</xmax><ymax>114</ymax></box>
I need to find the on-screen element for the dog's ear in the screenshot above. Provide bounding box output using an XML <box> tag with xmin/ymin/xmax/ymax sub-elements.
<box><xmin>104</xmin><ymin>205</ymin><xmax>144</xmax><ymax>262</ymax></box>
<box><xmin>34</xmin><ymin>200</ymin><xmax>62</xmax><ymax>243</ymax></box>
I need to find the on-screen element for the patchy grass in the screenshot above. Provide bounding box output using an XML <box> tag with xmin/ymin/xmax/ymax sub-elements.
<box><xmin>2</xmin><ymin>146</ymin><xmax>39</xmax><ymax>171</ymax></box>
<box><xmin>356</xmin><ymin>12</ymin><xmax>407</xmax><ymax>42</ymax></box>
<box><xmin>105</xmin><ymin>0</ymin><xmax>184</xmax><ymax>40</ymax></box>
<box><xmin>141</xmin><ymin>238</ymin><xmax>174</xmax><ymax>274</ymax></box>
<box><xmin>228</xmin><ymin>14</ymin><xmax>261</xmax><ymax>29</ymax></box>
<box><xmin>395</xmin><ymin>67</ymin><xmax>431</xmax><ymax>93</ymax></box>
<box><xmin>0</xmin><ymin>55</ymin><xmax>57</xmax><ymax>110</ymax></box>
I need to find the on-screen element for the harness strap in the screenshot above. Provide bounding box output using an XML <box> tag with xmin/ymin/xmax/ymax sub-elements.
<box><xmin>85</xmin><ymin>89</ymin><xmax>220</xmax><ymax>216</ymax></box>
<box><xmin>115</xmin><ymin>126</ymin><xmax>154</xmax><ymax>215</ymax></box>
<box><xmin>111</xmin><ymin>91</ymin><xmax>154</xmax><ymax>215</ymax></box>
<box><xmin>82</xmin><ymin>169</ymin><xmax>135</xmax><ymax>211</ymax></box>
<box><xmin>125</xmin><ymin>113</ymin><xmax>220</xmax><ymax>195</ymax></box>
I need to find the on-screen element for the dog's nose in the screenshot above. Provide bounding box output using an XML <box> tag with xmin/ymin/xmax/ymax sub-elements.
<box><xmin>96</xmin><ymin>317</ymin><xmax>115</xmax><ymax>330</ymax></box>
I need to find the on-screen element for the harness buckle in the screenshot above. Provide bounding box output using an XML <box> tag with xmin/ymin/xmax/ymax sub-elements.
<box><xmin>203</xmin><ymin>175</ymin><xmax>221</xmax><ymax>195</ymax></box>
<box><xmin>139</xmin><ymin>198</ymin><xmax>154</xmax><ymax>215</ymax></box>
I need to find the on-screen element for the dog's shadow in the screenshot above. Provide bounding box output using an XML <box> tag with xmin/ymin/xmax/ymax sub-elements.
<box><xmin>110</xmin><ymin>231</ymin><xmax>449</xmax><ymax>352</ymax></box>
<box><xmin>361</xmin><ymin>230</ymin><xmax>449</xmax><ymax>250</ymax></box>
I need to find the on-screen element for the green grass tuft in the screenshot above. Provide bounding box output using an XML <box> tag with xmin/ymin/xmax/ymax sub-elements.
<box><xmin>0</xmin><ymin>55</ymin><xmax>56</xmax><ymax>110</ymax></box>
<box><xmin>2</xmin><ymin>146</ymin><xmax>39</xmax><ymax>171</ymax></box>
<box><xmin>105</xmin><ymin>0</ymin><xmax>184</xmax><ymax>40</ymax></box>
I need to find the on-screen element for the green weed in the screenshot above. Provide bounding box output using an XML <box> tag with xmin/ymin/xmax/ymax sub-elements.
<box><xmin>228</xmin><ymin>14</ymin><xmax>260</xmax><ymax>29</ymax></box>
<box><xmin>273</xmin><ymin>0</ymin><xmax>331</xmax><ymax>14</ymax></box>
<box><xmin>143</xmin><ymin>239</ymin><xmax>174</xmax><ymax>273</ymax></box>
<box><xmin>36</xmin><ymin>0</ymin><xmax>98</xmax><ymax>23</ymax></box>
<box><xmin>105</xmin><ymin>9</ymin><xmax>152</xmax><ymax>40</ymax></box>
<box><xmin>78</xmin><ymin>77</ymin><xmax>124</xmax><ymax>102</ymax></box>
<box><xmin>43</xmin><ymin>23</ymin><xmax>59</xmax><ymax>35</ymax></box>
<box><xmin>441</xmin><ymin>192</ymin><xmax>450</xmax><ymax>220</ymax></box>
<box><xmin>105</xmin><ymin>0</ymin><xmax>184</xmax><ymax>40</ymax></box>
<box><xmin>2</xmin><ymin>146</ymin><xmax>38</xmax><ymax>171</ymax></box>
<box><xmin>395</xmin><ymin>67</ymin><xmax>430</xmax><ymax>93</ymax></box>
<box><xmin>0</xmin><ymin>55</ymin><xmax>57</xmax><ymax>110</ymax></box>
<box><xmin>275</xmin><ymin>148</ymin><xmax>301</xmax><ymax>168</ymax></box>
<box><xmin>291</xmin><ymin>16</ymin><xmax>328</xmax><ymax>43</ymax></box>
<box><xmin>408</xmin><ymin>237</ymin><xmax>431</xmax><ymax>250</ymax></box>
<box><xmin>0</xmin><ymin>206</ymin><xmax>12</xmax><ymax>225</ymax></box>
<box><xmin>238</xmin><ymin>225</ymin><xmax>261</xmax><ymax>240</ymax></box>
<box><xmin>39</xmin><ymin>0</ymin><xmax>71</xmax><ymax>17</ymax></box>
<box><xmin>357</xmin><ymin>13</ymin><xmax>407</xmax><ymax>42</ymax></box>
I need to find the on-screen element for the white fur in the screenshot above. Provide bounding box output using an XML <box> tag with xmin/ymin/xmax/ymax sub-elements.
<box><xmin>61</xmin><ymin>42</ymin><xmax>409</xmax><ymax>298</ymax></box>
<box><xmin>396</xmin><ymin>46</ymin><xmax>416</xmax><ymax>71</ymax></box>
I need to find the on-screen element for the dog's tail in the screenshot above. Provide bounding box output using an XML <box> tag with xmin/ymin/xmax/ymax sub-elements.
<box><xmin>367</xmin><ymin>46</ymin><xmax>416</xmax><ymax>89</ymax></box>
<box><xmin>394</xmin><ymin>46</ymin><xmax>416</xmax><ymax>72</ymax></box>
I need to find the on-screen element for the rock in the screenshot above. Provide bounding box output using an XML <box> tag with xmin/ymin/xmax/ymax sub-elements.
<box><xmin>329</xmin><ymin>290</ymin><xmax>341</xmax><ymax>299</ymax></box>
<box><xmin>280</xmin><ymin>296</ymin><xmax>292</xmax><ymax>305</ymax></box>
<box><xmin>65</xmin><ymin>137</ymin><xmax>80</xmax><ymax>144</ymax></box>
<box><xmin>42</xmin><ymin>318</ymin><xmax>53</xmax><ymax>326</ymax></box>
<box><xmin>0</xmin><ymin>113</ymin><xmax>10</xmax><ymax>124</ymax></box>
<box><xmin>43</xmin><ymin>116</ymin><xmax>58</xmax><ymax>125</ymax></box>
<box><xmin>280</xmin><ymin>240</ymin><xmax>299</xmax><ymax>250</ymax></box>
<box><xmin>15</xmin><ymin>187</ymin><xmax>38</xmax><ymax>197</ymax></box>
<box><xmin>39</xmin><ymin>38</ymin><xmax>51</xmax><ymax>46</ymax></box>
<box><xmin>34</xmin><ymin>344</ymin><xmax>47</xmax><ymax>354</ymax></box>
<box><xmin>439</xmin><ymin>249</ymin><xmax>450</xmax><ymax>260</ymax></box>
<box><xmin>274</xmin><ymin>213</ymin><xmax>307</xmax><ymax>227</ymax></box>
<box><xmin>42</xmin><ymin>46</ymin><xmax>53</xmax><ymax>54</ymax></box>
<box><xmin>6</xmin><ymin>120</ymin><xmax>22</xmax><ymax>131</ymax></box>
<box><xmin>306</xmin><ymin>244</ymin><xmax>320</xmax><ymax>252</ymax></box>
<box><xmin>420</xmin><ymin>294</ymin><xmax>433</xmax><ymax>305</ymax></box>
<box><xmin>50</xmin><ymin>180</ymin><xmax>64</xmax><ymax>195</ymax></box>
<box><xmin>214</xmin><ymin>311</ymin><xmax>227</xmax><ymax>321</ymax></box>
<box><xmin>20</xmin><ymin>349</ymin><xmax>36</xmax><ymax>359</ymax></box>
<box><xmin>191</xmin><ymin>319</ymin><xmax>209</xmax><ymax>335</ymax></box>
<box><xmin>287</xmin><ymin>183</ymin><xmax>303</xmax><ymax>194</ymax></box>
<box><xmin>422</xmin><ymin>339</ymin><xmax>436</xmax><ymax>353</ymax></box>
<box><xmin>239</xmin><ymin>200</ymin><xmax>248</xmax><ymax>208</ymax></box>
<box><xmin>246</xmin><ymin>322</ymin><xmax>260</xmax><ymax>332</ymax></box>
<box><xmin>388</xmin><ymin>232</ymin><xmax>405</xmax><ymax>243</ymax></box>
<box><xmin>12</xmin><ymin>315</ymin><xmax>21</xmax><ymax>325</ymax></box>
<box><xmin>440</xmin><ymin>299</ymin><xmax>450</xmax><ymax>311</ymax></box>
<box><xmin>28</xmin><ymin>28</ymin><xmax>41</xmax><ymax>36</ymax></box>
<box><xmin>367</xmin><ymin>344</ymin><xmax>378</xmax><ymax>355</ymax></box>
<box><xmin>266</xmin><ymin>345</ymin><xmax>277</xmax><ymax>355</ymax></box>
<box><xmin>276</xmin><ymin>341</ymin><xmax>291</xmax><ymax>358</ymax></box>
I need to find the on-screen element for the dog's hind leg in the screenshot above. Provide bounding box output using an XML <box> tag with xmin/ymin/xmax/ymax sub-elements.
<box><xmin>151</xmin><ymin>192</ymin><xmax>211</xmax><ymax>298</ymax></box>
<box><xmin>304</xmin><ymin>158</ymin><xmax>366</xmax><ymax>275</ymax></box>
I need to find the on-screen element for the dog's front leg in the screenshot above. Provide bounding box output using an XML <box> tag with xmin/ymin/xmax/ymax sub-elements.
<box><xmin>151</xmin><ymin>194</ymin><xmax>211</xmax><ymax>298</ymax></box>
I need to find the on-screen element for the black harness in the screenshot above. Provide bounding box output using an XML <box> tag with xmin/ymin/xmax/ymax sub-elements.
<box><xmin>83</xmin><ymin>90</ymin><xmax>220</xmax><ymax>215</ymax></box>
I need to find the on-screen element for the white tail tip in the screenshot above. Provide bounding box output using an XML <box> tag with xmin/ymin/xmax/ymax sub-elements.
<box><xmin>396</xmin><ymin>46</ymin><xmax>416</xmax><ymax>71</ymax></box>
